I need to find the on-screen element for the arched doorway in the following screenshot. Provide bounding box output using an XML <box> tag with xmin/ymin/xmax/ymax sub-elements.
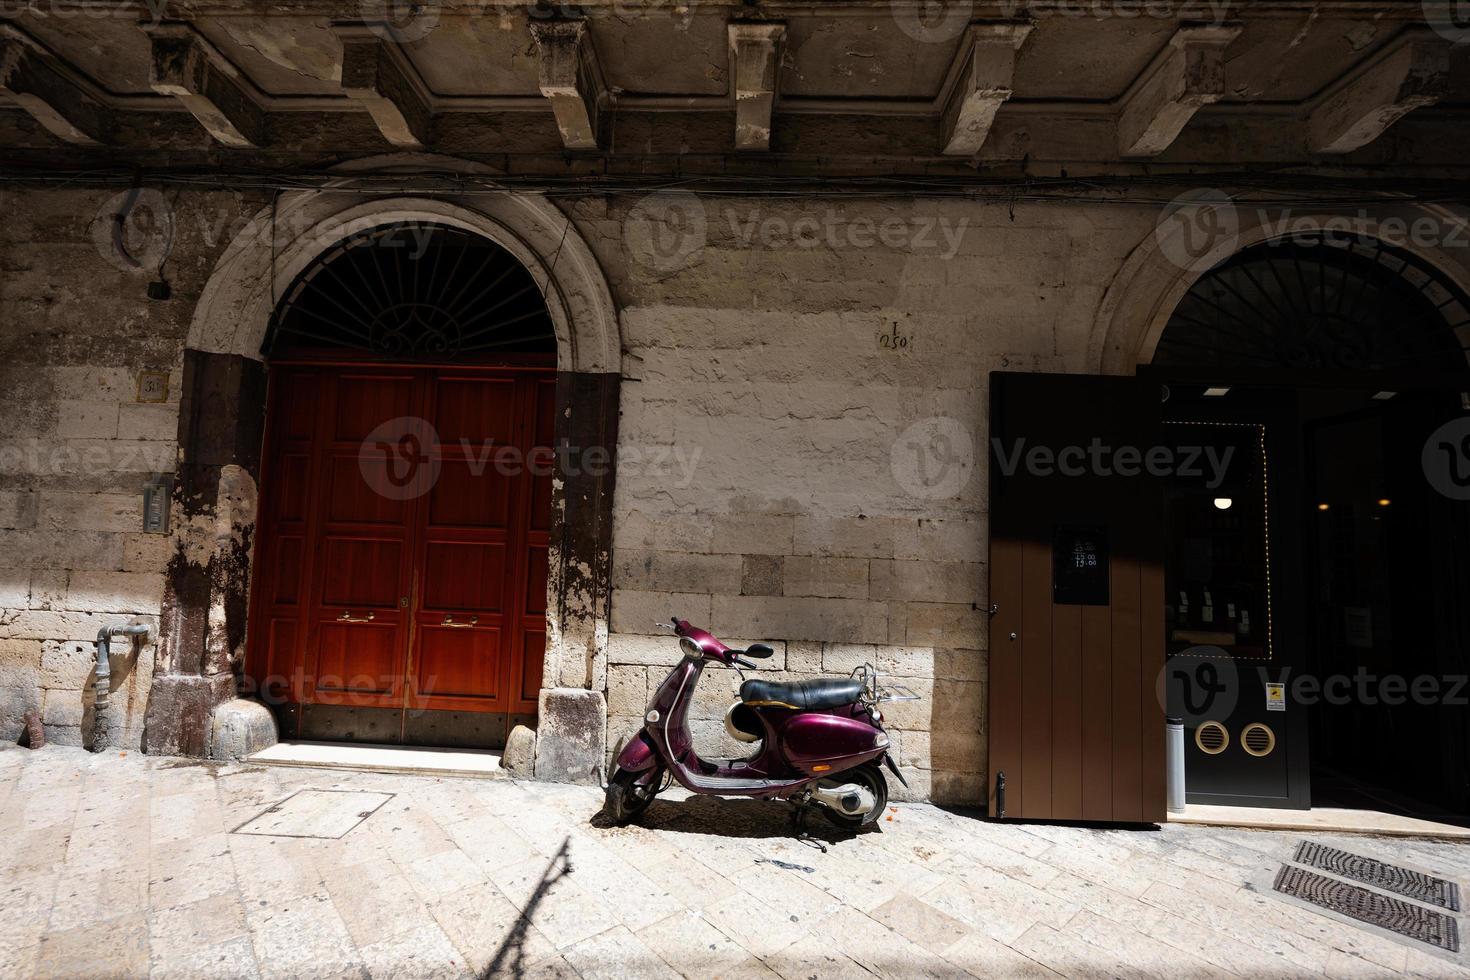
<box><xmin>248</xmin><ymin>222</ymin><xmax>558</xmax><ymax>747</ymax></box>
<box><xmin>1152</xmin><ymin>233</ymin><xmax>1470</xmax><ymax>822</ymax></box>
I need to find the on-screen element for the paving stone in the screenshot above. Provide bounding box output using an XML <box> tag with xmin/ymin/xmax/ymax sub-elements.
<box><xmin>5</xmin><ymin>744</ymin><xmax>1470</xmax><ymax>978</ymax></box>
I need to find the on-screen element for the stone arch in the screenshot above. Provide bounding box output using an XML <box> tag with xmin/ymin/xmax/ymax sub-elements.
<box><xmin>1089</xmin><ymin>203</ymin><xmax>1470</xmax><ymax>374</ymax></box>
<box><xmin>147</xmin><ymin>167</ymin><xmax>622</xmax><ymax>762</ymax></box>
<box><xmin>185</xmin><ymin>191</ymin><xmax>620</xmax><ymax>373</ymax></box>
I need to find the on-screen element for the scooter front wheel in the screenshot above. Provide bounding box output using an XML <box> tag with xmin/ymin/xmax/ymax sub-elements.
<box><xmin>817</xmin><ymin>762</ymin><xmax>888</xmax><ymax>829</ymax></box>
<box><xmin>605</xmin><ymin>768</ymin><xmax>661</xmax><ymax>825</ymax></box>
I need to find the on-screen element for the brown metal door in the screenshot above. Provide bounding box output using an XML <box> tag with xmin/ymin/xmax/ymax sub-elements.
<box><xmin>248</xmin><ymin>362</ymin><xmax>552</xmax><ymax>738</ymax></box>
<box><xmin>988</xmin><ymin>372</ymin><xmax>1166</xmax><ymax>823</ymax></box>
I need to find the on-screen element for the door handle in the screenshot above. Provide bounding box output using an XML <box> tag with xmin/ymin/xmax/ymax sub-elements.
<box><xmin>337</xmin><ymin>611</ymin><xmax>375</xmax><ymax>623</ymax></box>
<box><xmin>441</xmin><ymin>615</ymin><xmax>478</xmax><ymax>628</ymax></box>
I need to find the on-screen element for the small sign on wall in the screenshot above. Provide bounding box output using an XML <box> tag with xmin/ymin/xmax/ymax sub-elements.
<box><xmin>137</xmin><ymin>370</ymin><xmax>168</xmax><ymax>403</ymax></box>
<box><xmin>1053</xmin><ymin>524</ymin><xmax>1110</xmax><ymax>605</ymax></box>
<box><xmin>1265</xmin><ymin>682</ymin><xmax>1286</xmax><ymax>712</ymax></box>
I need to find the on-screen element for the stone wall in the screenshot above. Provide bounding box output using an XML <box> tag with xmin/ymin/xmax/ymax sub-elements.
<box><xmin>585</xmin><ymin>195</ymin><xmax>1159</xmax><ymax>803</ymax></box>
<box><xmin>0</xmin><ymin>183</ymin><xmax>1166</xmax><ymax>799</ymax></box>
<box><xmin>0</xmin><ymin>188</ymin><xmax>255</xmax><ymax>747</ymax></box>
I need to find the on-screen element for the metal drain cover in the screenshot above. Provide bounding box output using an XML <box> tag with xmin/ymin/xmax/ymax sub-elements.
<box><xmin>1273</xmin><ymin>865</ymin><xmax>1460</xmax><ymax>953</ymax></box>
<box><xmin>1294</xmin><ymin>842</ymin><xmax>1461</xmax><ymax>911</ymax></box>
<box><xmin>233</xmin><ymin>789</ymin><xmax>393</xmax><ymax>839</ymax></box>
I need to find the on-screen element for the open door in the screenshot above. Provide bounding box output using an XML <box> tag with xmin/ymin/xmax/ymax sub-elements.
<box><xmin>988</xmin><ymin>372</ymin><xmax>1166</xmax><ymax>823</ymax></box>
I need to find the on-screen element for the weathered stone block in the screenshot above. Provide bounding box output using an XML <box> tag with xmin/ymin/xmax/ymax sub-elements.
<box><xmin>502</xmin><ymin>723</ymin><xmax>536</xmax><ymax>777</ymax></box>
<box><xmin>894</xmin><ymin>517</ymin><xmax>988</xmax><ymax>564</ymax></box>
<box><xmin>207</xmin><ymin>698</ymin><xmax>277</xmax><ymax>761</ymax></box>
<box><xmin>711</xmin><ymin>595</ymin><xmax>889</xmax><ymax>645</ymax></box>
<box><xmin>739</xmin><ymin>555</ymin><xmax>784</xmax><ymax>596</ymax></box>
<box><xmin>117</xmin><ymin>403</ymin><xmax>180</xmax><ymax>442</ymax></box>
<box><xmin>612</xmin><ymin>550</ymin><xmax>743</xmax><ymax>595</ymax></box>
<box><xmin>606</xmin><ymin>664</ymin><xmax>648</xmax><ymax>717</ymax></box>
<box><xmin>0</xmin><ymin>531</ymin><xmax>124</xmax><ymax>571</ymax></box>
<box><xmin>822</xmin><ymin>643</ymin><xmax>936</xmax><ymax>678</ymax></box>
<box><xmin>870</xmin><ymin>560</ymin><xmax>984</xmax><ymax>604</ymax></box>
<box><xmin>40</xmin><ymin>640</ymin><xmax>94</xmax><ymax>688</ymax></box>
<box><xmin>63</xmin><ymin>571</ymin><xmax>166</xmax><ymax>614</ymax></box>
<box><xmin>56</xmin><ymin>402</ymin><xmax>119</xmax><ymax>440</ymax></box>
<box><xmin>38</xmin><ymin>492</ymin><xmax>143</xmax><ymax>533</ymax></box>
<box><xmin>5</xmin><ymin>610</ymin><xmax>111</xmax><ymax>641</ymax></box>
<box><xmin>610</xmin><ymin>589</ymin><xmax>711</xmax><ymax>634</ymax></box>
<box><xmin>140</xmin><ymin>672</ymin><xmax>234</xmax><ymax>757</ymax></box>
<box><xmin>42</xmin><ymin>689</ymin><xmax>86</xmax><ymax>727</ymax></box>
<box><xmin>902</xmin><ymin>601</ymin><xmax>987</xmax><ymax>648</ymax></box>
<box><xmin>534</xmin><ymin>687</ymin><xmax>607</xmax><ymax>785</ymax></box>
<box><xmin>120</xmin><ymin>534</ymin><xmax>172</xmax><ymax>573</ymax></box>
<box><xmin>28</xmin><ymin>570</ymin><xmax>67</xmax><ymax>609</ymax></box>
<box><xmin>709</xmin><ymin>513</ymin><xmax>794</xmax><ymax>556</ymax></box>
<box><xmin>0</xmin><ymin>491</ymin><xmax>39</xmax><ymax>530</ymax></box>
<box><xmin>783</xmin><ymin>556</ymin><xmax>869</xmax><ymax>599</ymax></box>
<box><xmin>792</xmin><ymin>516</ymin><xmax>901</xmax><ymax>558</ymax></box>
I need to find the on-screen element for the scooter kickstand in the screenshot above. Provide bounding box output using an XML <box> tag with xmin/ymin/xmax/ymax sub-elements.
<box><xmin>789</xmin><ymin>803</ymin><xmax>827</xmax><ymax>853</ymax></box>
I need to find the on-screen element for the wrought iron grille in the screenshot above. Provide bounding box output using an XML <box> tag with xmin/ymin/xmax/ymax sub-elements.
<box><xmin>1154</xmin><ymin>234</ymin><xmax>1470</xmax><ymax>371</ymax></box>
<box><xmin>265</xmin><ymin>223</ymin><xmax>556</xmax><ymax>359</ymax></box>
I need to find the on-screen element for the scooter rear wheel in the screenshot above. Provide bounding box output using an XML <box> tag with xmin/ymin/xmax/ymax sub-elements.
<box><xmin>605</xmin><ymin>768</ymin><xmax>660</xmax><ymax>825</ymax></box>
<box><xmin>818</xmin><ymin>762</ymin><xmax>888</xmax><ymax>829</ymax></box>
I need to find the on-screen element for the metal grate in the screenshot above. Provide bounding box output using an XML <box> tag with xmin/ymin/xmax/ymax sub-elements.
<box><xmin>1195</xmin><ymin>721</ymin><xmax>1228</xmax><ymax>754</ymax></box>
<box><xmin>1155</xmin><ymin>234</ymin><xmax>1470</xmax><ymax>372</ymax></box>
<box><xmin>1294</xmin><ymin>842</ymin><xmax>1462</xmax><ymax>912</ymax></box>
<box><xmin>1273</xmin><ymin>865</ymin><xmax>1460</xmax><ymax>952</ymax></box>
<box><xmin>265</xmin><ymin>223</ymin><xmax>556</xmax><ymax>360</ymax></box>
<box><xmin>1241</xmin><ymin>722</ymin><xmax>1275</xmax><ymax>757</ymax></box>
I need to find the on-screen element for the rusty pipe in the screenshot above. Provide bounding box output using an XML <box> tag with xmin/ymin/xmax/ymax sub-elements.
<box><xmin>92</xmin><ymin>623</ymin><xmax>149</xmax><ymax>753</ymax></box>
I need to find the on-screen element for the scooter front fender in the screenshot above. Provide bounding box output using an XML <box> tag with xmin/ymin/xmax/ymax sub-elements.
<box><xmin>613</xmin><ymin>730</ymin><xmax>660</xmax><ymax>774</ymax></box>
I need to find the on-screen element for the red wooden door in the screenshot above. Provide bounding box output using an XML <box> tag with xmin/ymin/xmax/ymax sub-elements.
<box><xmin>248</xmin><ymin>362</ymin><xmax>553</xmax><ymax>740</ymax></box>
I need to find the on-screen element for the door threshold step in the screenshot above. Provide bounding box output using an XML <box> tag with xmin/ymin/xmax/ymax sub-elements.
<box><xmin>1170</xmin><ymin>803</ymin><xmax>1470</xmax><ymax>840</ymax></box>
<box><xmin>246</xmin><ymin>741</ymin><xmax>507</xmax><ymax>779</ymax></box>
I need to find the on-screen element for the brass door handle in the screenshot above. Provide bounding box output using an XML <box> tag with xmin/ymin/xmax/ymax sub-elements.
<box><xmin>337</xmin><ymin>611</ymin><xmax>375</xmax><ymax>623</ymax></box>
<box><xmin>442</xmin><ymin>615</ymin><xmax>478</xmax><ymax>628</ymax></box>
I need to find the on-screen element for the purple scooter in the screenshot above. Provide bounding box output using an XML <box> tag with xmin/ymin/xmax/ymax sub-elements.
<box><xmin>604</xmin><ymin>618</ymin><xmax>914</xmax><ymax>829</ymax></box>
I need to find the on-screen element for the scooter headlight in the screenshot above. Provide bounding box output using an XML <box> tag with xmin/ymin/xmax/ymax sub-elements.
<box><xmin>679</xmin><ymin>636</ymin><xmax>702</xmax><ymax>659</ymax></box>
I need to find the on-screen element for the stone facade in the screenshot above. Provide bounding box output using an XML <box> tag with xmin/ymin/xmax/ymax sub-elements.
<box><xmin>4</xmin><ymin>182</ymin><xmax>1469</xmax><ymax>805</ymax></box>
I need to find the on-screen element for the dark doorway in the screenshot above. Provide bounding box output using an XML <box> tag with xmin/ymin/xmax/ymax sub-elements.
<box><xmin>1149</xmin><ymin>232</ymin><xmax>1470</xmax><ymax>822</ymax></box>
<box><xmin>1302</xmin><ymin>388</ymin><xmax>1470</xmax><ymax>823</ymax></box>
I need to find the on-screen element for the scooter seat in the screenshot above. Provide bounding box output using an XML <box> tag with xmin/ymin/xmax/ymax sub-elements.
<box><xmin>740</xmin><ymin>677</ymin><xmax>865</xmax><ymax>710</ymax></box>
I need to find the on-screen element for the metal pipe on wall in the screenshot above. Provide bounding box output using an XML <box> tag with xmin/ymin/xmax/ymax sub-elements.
<box><xmin>92</xmin><ymin>624</ymin><xmax>150</xmax><ymax>753</ymax></box>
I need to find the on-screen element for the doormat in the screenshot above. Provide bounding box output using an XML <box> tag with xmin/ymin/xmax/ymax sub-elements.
<box><xmin>1294</xmin><ymin>841</ymin><xmax>1461</xmax><ymax>911</ymax></box>
<box><xmin>1273</xmin><ymin>865</ymin><xmax>1460</xmax><ymax>953</ymax></box>
<box><xmin>232</xmin><ymin>789</ymin><xmax>393</xmax><ymax>839</ymax></box>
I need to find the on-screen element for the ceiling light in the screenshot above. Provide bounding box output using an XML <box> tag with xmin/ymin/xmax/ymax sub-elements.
<box><xmin>1213</xmin><ymin>497</ymin><xmax>1233</xmax><ymax>510</ymax></box>
<box><xmin>1317</xmin><ymin>503</ymin><xmax>1330</xmax><ymax>512</ymax></box>
<box><xmin>1203</xmin><ymin>387</ymin><xmax>1231</xmax><ymax>397</ymax></box>
<box><xmin>1371</xmin><ymin>391</ymin><xmax>1397</xmax><ymax>400</ymax></box>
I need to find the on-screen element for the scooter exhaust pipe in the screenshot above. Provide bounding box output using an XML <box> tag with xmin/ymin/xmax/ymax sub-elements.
<box><xmin>811</xmin><ymin>780</ymin><xmax>875</xmax><ymax>817</ymax></box>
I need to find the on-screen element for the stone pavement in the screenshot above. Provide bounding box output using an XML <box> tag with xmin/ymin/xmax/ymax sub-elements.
<box><xmin>2</xmin><ymin>745</ymin><xmax>1467</xmax><ymax>979</ymax></box>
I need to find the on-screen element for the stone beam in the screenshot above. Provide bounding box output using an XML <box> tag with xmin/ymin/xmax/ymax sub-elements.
<box><xmin>728</xmin><ymin>22</ymin><xmax>785</xmax><ymax>151</ymax></box>
<box><xmin>0</xmin><ymin>29</ymin><xmax>107</xmax><ymax>145</ymax></box>
<box><xmin>939</xmin><ymin>23</ymin><xmax>1033</xmax><ymax>157</ymax></box>
<box><xmin>333</xmin><ymin>24</ymin><xmax>432</xmax><ymax>149</ymax></box>
<box><xmin>1117</xmin><ymin>24</ymin><xmax>1242</xmax><ymax>158</ymax></box>
<box><xmin>528</xmin><ymin>19</ymin><xmax>606</xmax><ymax>151</ymax></box>
<box><xmin>1308</xmin><ymin>29</ymin><xmax>1449</xmax><ymax>155</ymax></box>
<box><xmin>144</xmin><ymin>23</ymin><xmax>264</xmax><ymax>148</ymax></box>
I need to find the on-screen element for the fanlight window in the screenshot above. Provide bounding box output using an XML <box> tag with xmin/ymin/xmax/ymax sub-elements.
<box><xmin>1154</xmin><ymin>234</ymin><xmax>1470</xmax><ymax>371</ymax></box>
<box><xmin>265</xmin><ymin>223</ymin><xmax>556</xmax><ymax>359</ymax></box>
